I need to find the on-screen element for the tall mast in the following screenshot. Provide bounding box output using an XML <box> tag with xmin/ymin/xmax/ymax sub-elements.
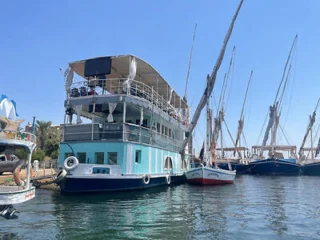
<box><xmin>234</xmin><ymin>70</ymin><xmax>253</xmax><ymax>157</ymax></box>
<box><xmin>260</xmin><ymin>35</ymin><xmax>297</xmax><ymax>155</ymax></box>
<box><xmin>181</xmin><ymin>0</ymin><xmax>244</xmax><ymax>153</ymax></box>
<box><xmin>183</xmin><ymin>24</ymin><xmax>197</xmax><ymax>156</ymax></box>
<box><xmin>212</xmin><ymin>47</ymin><xmax>236</xmax><ymax>148</ymax></box>
<box><xmin>205</xmin><ymin>85</ymin><xmax>211</xmax><ymax>162</ymax></box>
<box><xmin>299</xmin><ymin>98</ymin><xmax>320</xmax><ymax>159</ymax></box>
<box><xmin>183</xmin><ymin>23</ymin><xmax>197</xmax><ymax>103</ymax></box>
<box><xmin>273</xmin><ymin>35</ymin><xmax>297</xmax><ymax>106</ymax></box>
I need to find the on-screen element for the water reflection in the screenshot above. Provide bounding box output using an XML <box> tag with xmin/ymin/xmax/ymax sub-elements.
<box><xmin>2</xmin><ymin>176</ymin><xmax>320</xmax><ymax>239</ymax></box>
<box><xmin>265</xmin><ymin>178</ymin><xmax>288</xmax><ymax>236</ymax></box>
<box><xmin>0</xmin><ymin>232</ymin><xmax>21</xmax><ymax>240</ymax></box>
<box><xmin>52</xmin><ymin>186</ymin><xmax>195</xmax><ymax>239</ymax></box>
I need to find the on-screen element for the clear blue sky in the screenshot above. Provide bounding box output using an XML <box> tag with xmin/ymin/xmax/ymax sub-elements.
<box><xmin>1</xmin><ymin>0</ymin><xmax>320</xmax><ymax>154</ymax></box>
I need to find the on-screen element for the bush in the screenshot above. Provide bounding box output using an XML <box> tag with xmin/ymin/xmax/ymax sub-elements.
<box><xmin>50</xmin><ymin>150</ymin><xmax>59</xmax><ymax>159</ymax></box>
<box><xmin>32</xmin><ymin>149</ymin><xmax>46</xmax><ymax>161</ymax></box>
<box><xmin>44</xmin><ymin>139</ymin><xmax>59</xmax><ymax>157</ymax></box>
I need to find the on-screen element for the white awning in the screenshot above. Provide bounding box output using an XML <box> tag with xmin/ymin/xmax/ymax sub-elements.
<box><xmin>69</xmin><ymin>55</ymin><xmax>188</xmax><ymax>109</ymax></box>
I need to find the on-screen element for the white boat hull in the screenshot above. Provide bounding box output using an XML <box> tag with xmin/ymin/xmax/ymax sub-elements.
<box><xmin>0</xmin><ymin>186</ymin><xmax>35</xmax><ymax>205</ymax></box>
<box><xmin>185</xmin><ymin>166</ymin><xmax>236</xmax><ymax>185</ymax></box>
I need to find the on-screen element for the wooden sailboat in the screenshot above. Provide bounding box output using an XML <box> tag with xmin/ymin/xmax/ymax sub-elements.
<box><xmin>185</xmin><ymin>0</ymin><xmax>243</xmax><ymax>184</ymax></box>
<box><xmin>217</xmin><ymin>65</ymin><xmax>253</xmax><ymax>174</ymax></box>
<box><xmin>246</xmin><ymin>35</ymin><xmax>300</xmax><ymax>175</ymax></box>
<box><xmin>186</xmin><ymin>89</ymin><xmax>236</xmax><ymax>184</ymax></box>
<box><xmin>299</xmin><ymin>98</ymin><xmax>320</xmax><ymax>175</ymax></box>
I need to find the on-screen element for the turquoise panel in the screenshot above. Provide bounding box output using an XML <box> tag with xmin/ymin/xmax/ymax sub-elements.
<box><xmin>59</xmin><ymin>142</ymin><xmax>127</xmax><ymax>173</ymax></box>
<box><xmin>59</xmin><ymin>142</ymin><xmax>183</xmax><ymax>175</ymax></box>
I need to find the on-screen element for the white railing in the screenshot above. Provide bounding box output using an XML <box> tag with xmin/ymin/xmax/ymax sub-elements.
<box><xmin>62</xmin><ymin>123</ymin><xmax>182</xmax><ymax>152</ymax></box>
<box><xmin>68</xmin><ymin>78</ymin><xmax>189</xmax><ymax>125</ymax></box>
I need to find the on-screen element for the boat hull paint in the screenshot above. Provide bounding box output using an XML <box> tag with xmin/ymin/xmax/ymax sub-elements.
<box><xmin>302</xmin><ymin>162</ymin><xmax>320</xmax><ymax>176</ymax></box>
<box><xmin>218</xmin><ymin>162</ymin><xmax>251</xmax><ymax>174</ymax></box>
<box><xmin>246</xmin><ymin>158</ymin><xmax>300</xmax><ymax>175</ymax></box>
<box><xmin>59</xmin><ymin>174</ymin><xmax>185</xmax><ymax>193</ymax></box>
<box><xmin>185</xmin><ymin>166</ymin><xmax>236</xmax><ymax>185</ymax></box>
<box><xmin>0</xmin><ymin>186</ymin><xmax>35</xmax><ymax>205</ymax></box>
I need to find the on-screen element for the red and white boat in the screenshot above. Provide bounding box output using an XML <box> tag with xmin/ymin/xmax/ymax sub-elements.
<box><xmin>186</xmin><ymin>165</ymin><xmax>236</xmax><ymax>185</ymax></box>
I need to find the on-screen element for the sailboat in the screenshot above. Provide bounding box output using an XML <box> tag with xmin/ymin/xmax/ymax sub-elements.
<box><xmin>184</xmin><ymin>0</ymin><xmax>243</xmax><ymax>184</ymax></box>
<box><xmin>217</xmin><ymin>63</ymin><xmax>253</xmax><ymax>174</ymax></box>
<box><xmin>299</xmin><ymin>98</ymin><xmax>320</xmax><ymax>175</ymax></box>
<box><xmin>185</xmin><ymin>94</ymin><xmax>236</xmax><ymax>185</ymax></box>
<box><xmin>246</xmin><ymin>35</ymin><xmax>300</xmax><ymax>175</ymax></box>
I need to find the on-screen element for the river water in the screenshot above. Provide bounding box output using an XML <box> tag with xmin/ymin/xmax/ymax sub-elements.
<box><xmin>1</xmin><ymin>175</ymin><xmax>320</xmax><ymax>240</ymax></box>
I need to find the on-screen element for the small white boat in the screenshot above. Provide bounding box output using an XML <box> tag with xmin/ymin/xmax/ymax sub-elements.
<box><xmin>186</xmin><ymin>165</ymin><xmax>236</xmax><ymax>185</ymax></box>
<box><xmin>0</xmin><ymin>95</ymin><xmax>37</xmax><ymax>219</ymax></box>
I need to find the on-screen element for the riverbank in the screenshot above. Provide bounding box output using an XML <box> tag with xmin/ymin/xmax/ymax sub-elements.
<box><xmin>0</xmin><ymin>169</ymin><xmax>59</xmax><ymax>191</ymax></box>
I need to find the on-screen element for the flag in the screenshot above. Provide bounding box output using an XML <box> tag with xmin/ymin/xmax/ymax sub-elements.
<box><xmin>199</xmin><ymin>142</ymin><xmax>204</xmax><ymax>161</ymax></box>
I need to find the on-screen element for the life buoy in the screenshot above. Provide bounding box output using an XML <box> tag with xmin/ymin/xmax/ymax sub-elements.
<box><xmin>64</xmin><ymin>156</ymin><xmax>79</xmax><ymax>171</ymax></box>
<box><xmin>165</xmin><ymin>174</ymin><xmax>171</xmax><ymax>185</ymax></box>
<box><xmin>55</xmin><ymin>169</ymin><xmax>67</xmax><ymax>183</ymax></box>
<box><xmin>142</xmin><ymin>174</ymin><xmax>151</xmax><ymax>184</ymax></box>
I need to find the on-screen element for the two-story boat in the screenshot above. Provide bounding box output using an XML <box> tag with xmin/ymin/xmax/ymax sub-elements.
<box><xmin>57</xmin><ymin>55</ymin><xmax>191</xmax><ymax>193</ymax></box>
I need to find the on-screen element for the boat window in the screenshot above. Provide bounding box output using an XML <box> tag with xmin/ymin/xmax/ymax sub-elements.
<box><xmin>142</xmin><ymin>119</ymin><xmax>148</xmax><ymax>128</ymax></box>
<box><xmin>169</xmin><ymin>129</ymin><xmax>172</xmax><ymax>138</ymax></box>
<box><xmin>95</xmin><ymin>152</ymin><xmax>104</xmax><ymax>164</ymax></box>
<box><xmin>157</xmin><ymin>123</ymin><xmax>160</xmax><ymax>133</ymax></box>
<box><xmin>135</xmin><ymin>150</ymin><xmax>142</xmax><ymax>164</ymax></box>
<box><xmin>161</xmin><ymin>125</ymin><xmax>165</xmax><ymax>135</ymax></box>
<box><xmin>181</xmin><ymin>159</ymin><xmax>187</xmax><ymax>170</ymax></box>
<box><xmin>93</xmin><ymin>167</ymin><xmax>110</xmax><ymax>174</ymax></box>
<box><xmin>164</xmin><ymin>157</ymin><xmax>173</xmax><ymax>170</ymax></box>
<box><xmin>77</xmin><ymin>152</ymin><xmax>86</xmax><ymax>163</ymax></box>
<box><xmin>165</xmin><ymin>127</ymin><xmax>168</xmax><ymax>136</ymax></box>
<box><xmin>108</xmin><ymin>152</ymin><xmax>117</xmax><ymax>165</ymax></box>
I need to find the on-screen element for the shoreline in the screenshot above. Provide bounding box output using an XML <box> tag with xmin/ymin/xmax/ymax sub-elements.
<box><xmin>0</xmin><ymin>169</ymin><xmax>59</xmax><ymax>191</ymax></box>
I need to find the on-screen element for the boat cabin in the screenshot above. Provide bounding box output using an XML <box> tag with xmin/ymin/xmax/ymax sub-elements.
<box><xmin>59</xmin><ymin>55</ymin><xmax>190</xmax><ymax>176</ymax></box>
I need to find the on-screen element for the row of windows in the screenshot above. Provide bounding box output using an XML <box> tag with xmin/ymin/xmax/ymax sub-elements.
<box><xmin>156</xmin><ymin>123</ymin><xmax>175</xmax><ymax>139</ymax></box>
<box><xmin>65</xmin><ymin>152</ymin><xmax>187</xmax><ymax>170</ymax></box>
<box><xmin>65</xmin><ymin>152</ymin><xmax>118</xmax><ymax>165</ymax></box>
<box><xmin>126</xmin><ymin>118</ymin><xmax>176</xmax><ymax>139</ymax></box>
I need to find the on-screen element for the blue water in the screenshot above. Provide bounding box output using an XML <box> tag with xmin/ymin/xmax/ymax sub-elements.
<box><xmin>1</xmin><ymin>175</ymin><xmax>320</xmax><ymax>240</ymax></box>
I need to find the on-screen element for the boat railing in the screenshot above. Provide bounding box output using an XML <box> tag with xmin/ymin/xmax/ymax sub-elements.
<box><xmin>0</xmin><ymin>130</ymin><xmax>36</xmax><ymax>144</ymax></box>
<box><xmin>62</xmin><ymin>123</ymin><xmax>182</xmax><ymax>152</ymax></box>
<box><xmin>69</xmin><ymin>78</ymin><xmax>189</xmax><ymax>124</ymax></box>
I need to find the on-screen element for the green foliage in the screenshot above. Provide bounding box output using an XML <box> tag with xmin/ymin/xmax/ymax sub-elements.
<box><xmin>50</xmin><ymin>150</ymin><xmax>59</xmax><ymax>159</ymax></box>
<box><xmin>32</xmin><ymin>149</ymin><xmax>45</xmax><ymax>161</ymax></box>
<box><xmin>44</xmin><ymin>139</ymin><xmax>59</xmax><ymax>157</ymax></box>
<box><xmin>34</xmin><ymin>120</ymin><xmax>61</xmax><ymax>159</ymax></box>
<box><xmin>15</xmin><ymin>148</ymin><xmax>29</xmax><ymax>160</ymax></box>
<box><xmin>35</xmin><ymin>120</ymin><xmax>52</xmax><ymax>150</ymax></box>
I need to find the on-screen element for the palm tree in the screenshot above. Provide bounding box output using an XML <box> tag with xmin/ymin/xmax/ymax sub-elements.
<box><xmin>35</xmin><ymin>120</ymin><xmax>52</xmax><ymax>150</ymax></box>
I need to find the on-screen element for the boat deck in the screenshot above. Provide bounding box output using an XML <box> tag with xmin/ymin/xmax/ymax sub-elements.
<box><xmin>0</xmin><ymin>186</ymin><xmax>24</xmax><ymax>193</ymax></box>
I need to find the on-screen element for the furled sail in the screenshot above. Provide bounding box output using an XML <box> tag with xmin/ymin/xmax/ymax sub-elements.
<box><xmin>181</xmin><ymin>0</ymin><xmax>244</xmax><ymax>153</ymax></box>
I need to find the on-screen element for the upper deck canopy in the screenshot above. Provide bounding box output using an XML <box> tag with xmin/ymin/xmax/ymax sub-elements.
<box><xmin>69</xmin><ymin>55</ymin><xmax>188</xmax><ymax>109</ymax></box>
